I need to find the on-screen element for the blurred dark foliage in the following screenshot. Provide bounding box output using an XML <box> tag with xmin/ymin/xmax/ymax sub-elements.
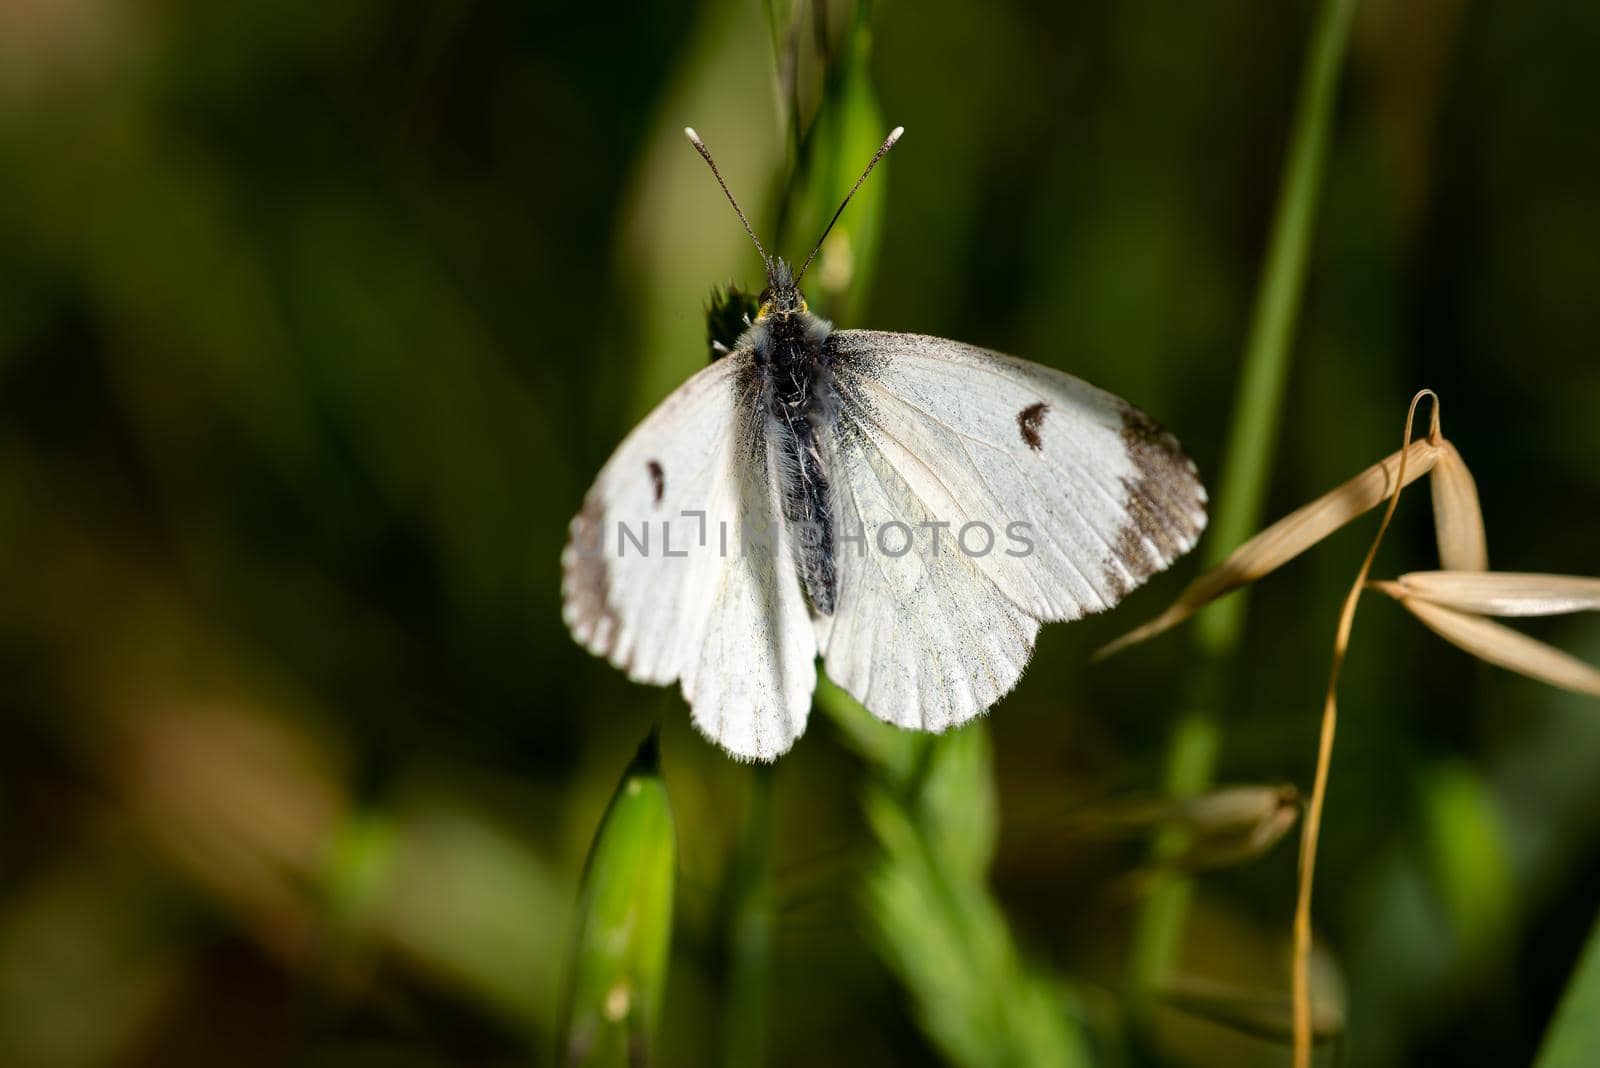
<box><xmin>0</xmin><ymin>1</ymin><xmax>1597</xmax><ymax>1066</ymax></box>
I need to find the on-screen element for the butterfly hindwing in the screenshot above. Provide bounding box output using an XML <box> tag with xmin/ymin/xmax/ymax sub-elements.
<box><xmin>818</xmin><ymin>404</ymin><xmax>1041</xmax><ymax>731</ymax></box>
<box><xmin>681</xmin><ymin>400</ymin><xmax>818</xmax><ymax>760</ymax></box>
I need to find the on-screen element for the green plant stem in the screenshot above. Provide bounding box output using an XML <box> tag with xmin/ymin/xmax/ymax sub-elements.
<box><xmin>1131</xmin><ymin>0</ymin><xmax>1358</xmax><ymax>1000</ymax></box>
<box><xmin>721</xmin><ymin>764</ymin><xmax>776</xmax><ymax>1068</ymax></box>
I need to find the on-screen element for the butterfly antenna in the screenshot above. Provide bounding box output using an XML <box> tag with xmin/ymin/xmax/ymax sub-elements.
<box><xmin>684</xmin><ymin>128</ymin><xmax>770</xmax><ymax>268</ymax></box>
<box><xmin>796</xmin><ymin>125</ymin><xmax>904</xmax><ymax>284</ymax></box>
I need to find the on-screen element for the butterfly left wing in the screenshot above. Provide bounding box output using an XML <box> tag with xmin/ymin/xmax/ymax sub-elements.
<box><xmin>816</xmin><ymin>329</ymin><xmax>1206</xmax><ymax>731</ymax></box>
<box><xmin>563</xmin><ymin>353</ymin><xmax>818</xmax><ymax>760</ymax></box>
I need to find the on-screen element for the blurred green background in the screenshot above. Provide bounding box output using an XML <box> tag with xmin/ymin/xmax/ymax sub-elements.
<box><xmin>2</xmin><ymin>0</ymin><xmax>1598</xmax><ymax>1065</ymax></box>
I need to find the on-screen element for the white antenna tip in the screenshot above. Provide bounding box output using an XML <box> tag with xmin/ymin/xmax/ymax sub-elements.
<box><xmin>684</xmin><ymin>127</ymin><xmax>702</xmax><ymax>145</ymax></box>
<box><xmin>888</xmin><ymin>126</ymin><xmax>905</xmax><ymax>144</ymax></box>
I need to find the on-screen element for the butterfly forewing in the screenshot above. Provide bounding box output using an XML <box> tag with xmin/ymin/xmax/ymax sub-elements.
<box><xmin>829</xmin><ymin>330</ymin><xmax>1206</xmax><ymax>620</ymax></box>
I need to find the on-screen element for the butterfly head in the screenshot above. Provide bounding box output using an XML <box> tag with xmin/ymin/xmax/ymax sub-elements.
<box><xmin>757</xmin><ymin>258</ymin><xmax>807</xmax><ymax>319</ymax></box>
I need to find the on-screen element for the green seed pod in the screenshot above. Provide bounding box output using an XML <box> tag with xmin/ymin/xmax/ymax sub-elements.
<box><xmin>559</xmin><ymin>730</ymin><xmax>676</xmax><ymax>1067</ymax></box>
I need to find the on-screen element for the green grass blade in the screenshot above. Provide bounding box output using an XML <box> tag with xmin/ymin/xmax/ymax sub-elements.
<box><xmin>1199</xmin><ymin>0</ymin><xmax>1362</xmax><ymax>642</ymax></box>
<box><xmin>822</xmin><ymin>681</ymin><xmax>1093</xmax><ymax>1067</ymax></box>
<box><xmin>718</xmin><ymin>766</ymin><xmax>775</xmax><ymax>1068</ymax></box>
<box><xmin>559</xmin><ymin>731</ymin><xmax>677</xmax><ymax>1066</ymax></box>
<box><xmin>1133</xmin><ymin>0</ymin><xmax>1359</xmax><ymax>1000</ymax></box>
<box><xmin>1535</xmin><ymin>911</ymin><xmax>1600</xmax><ymax>1068</ymax></box>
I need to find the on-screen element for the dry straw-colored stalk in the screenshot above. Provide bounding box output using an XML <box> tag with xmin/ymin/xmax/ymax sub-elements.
<box><xmin>1368</xmin><ymin>584</ymin><xmax>1600</xmax><ymax>697</ymax></box>
<box><xmin>1096</xmin><ymin>384</ymin><xmax>1600</xmax><ymax>1067</ymax></box>
<box><xmin>1095</xmin><ymin>435</ymin><xmax>1443</xmax><ymax>661</ymax></box>
<box><xmin>1429</xmin><ymin>440</ymin><xmax>1489</xmax><ymax>571</ymax></box>
<box><xmin>1385</xmin><ymin>570</ymin><xmax>1600</xmax><ymax>616</ymax></box>
<box><xmin>1290</xmin><ymin>389</ymin><xmax>1438</xmax><ymax>1068</ymax></box>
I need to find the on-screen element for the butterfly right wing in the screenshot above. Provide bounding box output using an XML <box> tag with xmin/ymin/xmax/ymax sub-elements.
<box><xmin>562</xmin><ymin>354</ymin><xmax>818</xmax><ymax>761</ymax></box>
<box><xmin>814</xmin><ymin>329</ymin><xmax>1205</xmax><ymax>734</ymax></box>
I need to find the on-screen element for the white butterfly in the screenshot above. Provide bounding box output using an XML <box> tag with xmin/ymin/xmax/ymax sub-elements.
<box><xmin>563</xmin><ymin>127</ymin><xmax>1207</xmax><ymax>761</ymax></box>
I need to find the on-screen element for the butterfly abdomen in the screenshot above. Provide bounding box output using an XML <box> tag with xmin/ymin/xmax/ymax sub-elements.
<box><xmin>752</xmin><ymin>308</ymin><xmax>838</xmax><ymax>616</ymax></box>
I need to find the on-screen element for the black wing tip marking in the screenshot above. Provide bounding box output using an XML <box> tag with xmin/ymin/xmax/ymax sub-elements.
<box><xmin>562</xmin><ymin>496</ymin><xmax>629</xmax><ymax>665</ymax></box>
<box><xmin>1101</xmin><ymin>406</ymin><xmax>1209</xmax><ymax>600</ymax></box>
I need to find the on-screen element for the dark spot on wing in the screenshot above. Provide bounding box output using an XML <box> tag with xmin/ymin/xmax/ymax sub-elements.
<box><xmin>1017</xmin><ymin>402</ymin><xmax>1049</xmax><ymax>451</ymax></box>
<box><xmin>646</xmin><ymin>460</ymin><xmax>665</xmax><ymax>506</ymax></box>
